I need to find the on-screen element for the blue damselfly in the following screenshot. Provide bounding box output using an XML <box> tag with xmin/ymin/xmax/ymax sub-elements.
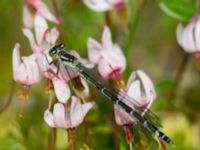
<box><xmin>47</xmin><ymin>43</ymin><xmax>174</xmax><ymax>147</ymax></box>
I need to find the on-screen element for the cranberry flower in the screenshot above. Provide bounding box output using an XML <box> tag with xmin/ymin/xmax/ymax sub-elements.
<box><xmin>12</xmin><ymin>43</ymin><xmax>41</xmax><ymax>100</ymax></box>
<box><xmin>44</xmin><ymin>96</ymin><xmax>94</xmax><ymax>129</ymax></box>
<box><xmin>176</xmin><ymin>17</ymin><xmax>200</xmax><ymax>54</ymax></box>
<box><xmin>87</xmin><ymin>26</ymin><xmax>126</xmax><ymax>82</ymax></box>
<box><xmin>12</xmin><ymin>43</ymin><xmax>41</xmax><ymax>86</ymax></box>
<box><xmin>114</xmin><ymin>70</ymin><xmax>156</xmax><ymax>126</ymax></box>
<box><xmin>22</xmin><ymin>14</ymin><xmax>59</xmax><ymax>53</ymax></box>
<box><xmin>176</xmin><ymin>14</ymin><xmax>200</xmax><ymax>70</ymax></box>
<box><xmin>23</xmin><ymin>0</ymin><xmax>59</xmax><ymax>28</ymax></box>
<box><xmin>83</xmin><ymin>0</ymin><xmax>126</xmax><ymax>12</ymax></box>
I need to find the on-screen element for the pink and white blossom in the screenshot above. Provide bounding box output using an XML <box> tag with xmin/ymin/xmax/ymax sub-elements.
<box><xmin>12</xmin><ymin>43</ymin><xmax>41</xmax><ymax>85</ymax></box>
<box><xmin>176</xmin><ymin>15</ymin><xmax>200</xmax><ymax>59</ymax></box>
<box><xmin>22</xmin><ymin>15</ymin><xmax>59</xmax><ymax>53</ymax></box>
<box><xmin>23</xmin><ymin>0</ymin><xmax>59</xmax><ymax>28</ymax></box>
<box><xmin>114</xmin><ymin>70</ymin><xmax>156</xmax><ymax>126</ymax></box>
<box><xmin>83</xmin><ymin>0</ymin><xmax>126</xmax><ymax>12</ymax></box>
<box><xmin>44</xmin><ymin>96</ymin><xmax>94</xmax><ymax>128</ymax></box>
<box><xmin>87</xmin><ymin>26</ymin><xmax>126</xmax><ymax>80</ymax></box>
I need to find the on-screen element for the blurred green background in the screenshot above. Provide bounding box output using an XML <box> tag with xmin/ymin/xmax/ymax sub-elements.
<box><xmin>0</xmin><ymin>0</ymin><xmax>200</xmax><ymax>150</ymax></box>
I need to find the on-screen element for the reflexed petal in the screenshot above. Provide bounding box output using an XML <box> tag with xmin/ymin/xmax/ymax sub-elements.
<box><xmin>83</xmin><ymin>0</ymin><xmax>112</xmax><ymax>12</ymax></box>
<box><xmin>22</xmin><ymin>55</ymin><xmax>41</xmax><ymax>84</ymax></box>
<box><xmin>44</xmin><ymin>110</ymin><xmax>56</xmax><ymax>128</ymax></box>
<box><xmin>82</xmin><ymin>101</ymin><xmax>94</xmax><ymax>117</ymax></box>
<box><xmin>114</xmin><ymin>104</ymin><xmax>134</xmax><ymax>125</ymax></box>
<box><xmin>182</xmin><ymin>22</ymin><xmax>196</xmax><ymax>53</ymax></box>
<box><xmin>137</xmin><ymin>70</ymin><xmax>156</xmax><ymax>100</ymax></box>
<box><xmin>35</xmin><ymin>0</ymin><xmax>59</xmax><ymax>24</ymax></box>
<box><xmin>98</xmin><ymin>59</ymin><xmax>113</xmax><ymax>78</ymax></box>
<box><xmin>52</xmin><ymin>79</ymin><xmax>71</xmax><ymax>103</ymax></box>
<box><xmin>195</xmin><ymin>20</ymin><xmax>200</xmax><ymax>51</ymax></box>
<box><xmin>113</xmin><ymin>44</ymin><xmax>126</xmax><ymax>72</ymax></box>
<box><xmin>127</xmin><ymin>80</ymin><xmax>141</xmax><ymax>104</ymax></box>
<box><xmin>70</xmin><ymin>96</ymin><xmax>93</xmax><ymax>127</ymax></box>
<box><xmin>87</xmin><ymin>38</ymin><xmax>102</xmax><ymax>63</ymax></box>
<box><xmin>127</xmin><ymin>71</ymin><xmax>137</xmax><ymax>88</ymax></box>
<box><xmin>12</xmin><ymin>43</ymin><xmax>21</xmax><ymax>74</ymax></box>
<box><xmin>45</xmin><ymin>28</ymin><xmax>59</xmax><ymax>45</ymax></box>
<box><xmin>34</xmin><ymin>15</ymin><xmax>48</xmax><ymax>45</ymax></box>
<box><xmin>23</xmin><ymin>6</ymin><xmax>33</xmax><ymax>28</ymax></box>
<box><xmin>176</xmin><ymin>23</ymin><xmax>184</xmax><ymax>48</ymax></box>
<box><xmin>22</xmin><ymin>28</ymin><xmax>36</xmax><ymax>51</ymax></box>
<box><xmin>53</xmin><ymin>103</ymin><xmax>67</xmax><ymax>128</ymax></box>
<box><xmin>102</xmin><ymin>26</ymin><xmax>113</xmax><ymax>50</ymax></box>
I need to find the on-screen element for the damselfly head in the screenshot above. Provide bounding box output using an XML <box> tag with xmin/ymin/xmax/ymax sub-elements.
<box><xmin>49</xmin><ymin>43</ymin><xmax>65</xmax><ymax>59</ymax></box>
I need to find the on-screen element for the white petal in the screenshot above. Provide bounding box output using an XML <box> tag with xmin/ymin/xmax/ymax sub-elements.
<box><xmin>22</xmin><ymin>55</ymin><xmax>41</xmax><ymax>84</ymax></box>
<box><xmin>70</xmin><ymin>96</ymin><xmax>93</xmax><ymax>127</ymax></box>
<box><xmin>127</xmin><ymin>71</ymin><xmax>137</xmax><ymax>88</ymax></box>
<box><xmin>195</xmin><ymin>20</ymin><xmax>200</xmax><ymax>51</ymax></box>
<box><xmin>114</xmin><ymin>104</ymin><xmax>134</xmax><ymax>125</ymax></box>
<box><xmin>45</xmin><ymin>28</ymin><xmax>59</xmax><ymax>45</ymax></box>
<box><xmin>36</xmin><ymin>0</ymin><xmax>59</xmax><ymax>24</ymax></box>
<box><xmin>102</xmin><ymin>26</ymin><xmax>113</xmax><ymax>51</ymax></box>
<box><xmin>44</xmin><ymin>110</ymin><xmax>56</xmax><ymax>128</ymax></box>
<box><xmin>98</xmin><ymin>59</ymin><xmax>113</xmax><ymax>78</ymax></box>
<box><xmin>182</xmin><ymin>22</ymin><xmax>196</xmax><ymax>53</ymax></box>
<box><xmin>12</xmin><ymin>43</ymin><xmax>21</xmax><ymax>74</ymax></box>
<box><xmin>82</xmin><ymin>101</ymin><xmax>94</xmax><ymax>117</ymax></box>
<box><xmin>127</xmin><ymin>80</ymin><xmax>141</xmax><ymax>104</ymax></box>
<box><xmin>53</xmin><ymin>103</ymin><xmax>67</xmax><ymax>128</ymax></box>
<box><xmin>83</xmin><ymin>0</ymin><xmax>112</xmax><ymax>12</ymax></box>
<box><xmin>112</xmin><ymin>44</ymin><xmax>126</xmax><ymax>72</ymax></box>
<box><xmin>34</xmin><ymin>15</ymin><xmax>48</xmax><ymax>45</ymax></box>
<box><xmin>137</xmin><ymin>70</ymin><xmax>156</xmax><ymax>101</ymax></box>
<box><xmin>87</xmin><ymin>38</ymin><xmax>102</xmax><ymax>63</ymax></box>
<box><xmin>23</xmin><ymin>6</ymin><xmax>33</xmax><ymax>28</ymax></box>
<box><xmin>176</xmin><ymin>23</ymin><xmax>184</xmax><ymax>48</ymax></box>
<box><xmin>22</xmin><ymin>28</ymin><xmax>36</xmax><ymax>50</ymax></box>
<box><xmin>52</xmin><ymin>79</ymin><xmax>71</xmax><ymax>103</ymax></box>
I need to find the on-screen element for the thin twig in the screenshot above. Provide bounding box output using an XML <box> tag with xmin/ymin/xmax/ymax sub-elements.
<box><xmin>48</xmin><ymin>128</ymin><xmax>57</xmax><ymax>150</ymax></box>
<box><xmin>0</xmin><ymin>80</ymin><xmax>15</xmax><ymax>114</ymax></box>
<box><xmin>51</xmin><ymin>0</ymin><xmax>65</xmax><ymax>43</ymax></box>
<box><xmin>168</xmin><ymin>53</ymin><xmax>189</xmax><ymax>104</ymax></box>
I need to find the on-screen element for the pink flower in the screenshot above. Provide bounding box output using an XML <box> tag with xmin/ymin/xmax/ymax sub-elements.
<box><xmin>114</xmin><ymin>70</ymin><xmax>156</xmax><ymax>126</ymax></box>
<box><xmin>23</xmin><ymin>0</ymin><xmax>59</xmax><ymax>28</ymax></box>
<box><xmin>87</xmin><ymin>26</ymin><xmax>126</xmax><ymax>80</ymax></box>
<box><xmin>83</xmin><ymin>0</ymin><xmax>126</xmax><ymax>12</ymax></box>
<box><xmin>44</xmin><ymin>96</ymin><xmax>94</xmax><ymax>128</ymax></box>
<box><xmin>176</xmin><ymin>15</ymin><xmax>200</xmax><ymax>55</ymax></box>
<box><xmin>22</xmin><ymin>15</ymin><xmax>59</xmax><ymax>53</ymax></box>
<box><xmin>12</xmin><ymin>43</ymin><xmax>41</xmax><ymax>85</ymax></box>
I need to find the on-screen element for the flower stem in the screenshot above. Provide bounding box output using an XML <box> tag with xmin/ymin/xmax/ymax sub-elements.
<box><xmin>111</xmin><ymin>111</ymin><xmax>120</xmax><ymax>150</ymax></box>
<box><xmin>51</xmin><ymin>0</ymin><xmax>65</xmax><ymax>43</ymax></box>
<box><xmin>71</xmin><ymin>140</ymin><xmax>75</xmax><ymax>150</ymax></box>
<box><xmin>48</xmin><ymin>92</ymin><xmax>55</xmax><ymax>110</ymax></box>
<box><xmin>159</xmin><ymin>139</ymin><xmax>166</xmax><ymax>150</ymax></box>
<box><xmin>48</xmin><ymin>128</ymin><xmax>57</xmax><ymax>150</ymax></box>
<box><xmin>129</xmin><ymin>143</ymin><xmax>133</xmax><ymax>150</ymax></box>
<box><xmin>168</xmin><ymin>53</ymin><xmax>189</xmax><ymax>104</ymax></box>
<box><xmin>0</xmin><ymin>79</ymin><xmax>15</xmax><ymax>114</ymax></box>
<box><xmin>124</xmin><ymin>0</ymin><xmax>147</xmax><ymax>79</ymax></box>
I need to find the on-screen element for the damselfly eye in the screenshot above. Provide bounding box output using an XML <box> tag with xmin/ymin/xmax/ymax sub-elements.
<box><xmin>59</xmin><ymin>43</ymin><xmax>65</xmax><ymax>49</ymax></box>
<box><xmin>49</xmin><ymin>48</ymin><xmax>57</xmax><ymax>56</ymax></box>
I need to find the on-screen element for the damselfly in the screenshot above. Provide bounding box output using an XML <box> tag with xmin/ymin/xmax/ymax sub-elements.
<box><xmin>47</xmin><ymin>43</ymin><xmax>174</xmax><ymax>147</ymax></box>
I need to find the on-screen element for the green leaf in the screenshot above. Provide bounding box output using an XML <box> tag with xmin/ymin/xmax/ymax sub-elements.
<box><xmin>159</xmin><ymin>0</ymin><xmax>197</xmax><ymax>21</ymax></box>
<box><xmin>155</xmin><ymin>80</ymin><xmax>176</xmax><ymax>92</ymax></box>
